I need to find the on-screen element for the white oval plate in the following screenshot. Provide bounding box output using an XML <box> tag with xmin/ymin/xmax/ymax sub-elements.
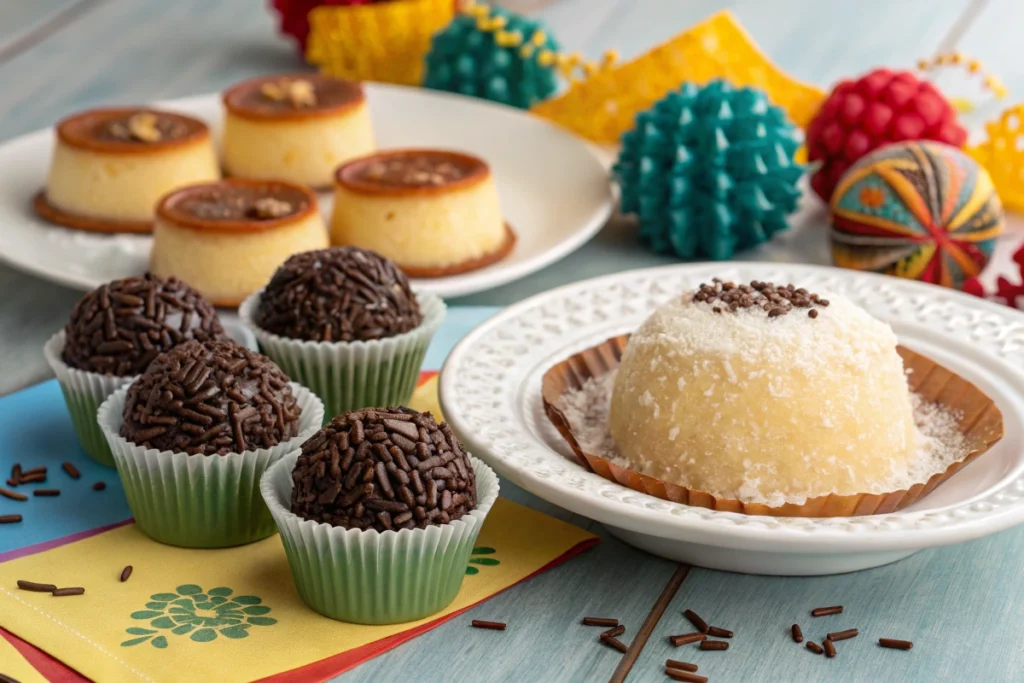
<box><xmin>440</xmin><ymin>263</ymin><xmax>1024</xmax><ymax>575</ymax></box>
<box><xmin>0</xmin><ymin>83</ymin><xmax>613</xmax><ymax>300</ymax></box>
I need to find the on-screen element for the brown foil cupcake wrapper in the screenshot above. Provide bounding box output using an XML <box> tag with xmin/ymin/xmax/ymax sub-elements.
<box><xmin>541</xmin><ymin>335</ymin><xmax>1004</xmax><ymax>518</ymax></box>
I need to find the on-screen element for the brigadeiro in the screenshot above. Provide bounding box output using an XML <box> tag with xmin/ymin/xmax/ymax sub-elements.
<box><xmin>97</xmin><ymin>339</ymin><xmax>324</xmax><ymax>548</ymax></box>
<box><xmin>239</xmin><ymin>246</ymin><xmax>446</xmax><ymax>417</ymax></box>
<box><xmin>120</xmin><ymin>339</ymin><xmax>301</xmax><ymax>455</ymax></box>
<box><xmin>43</xmin><ymin>274</ymin><xmax>233</xmax><ymax>467</ymax></box>
<box><xmin>290</xmin><ymin>407</ymin><xmax>476</xmax><ymax>531</ymax></box>
<box><xmin>260</xmin><ymin>406</ymin><xmax>499</xmax><ymax>624</ymax></box>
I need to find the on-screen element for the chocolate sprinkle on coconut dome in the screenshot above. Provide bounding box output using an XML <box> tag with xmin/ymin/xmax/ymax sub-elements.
<box><xmin>291</xmin><ymin>407</ymin><xmax>476</xmax><ymax>532</ymax></box>
<box><xmin>693</xmin><ymin>279</ymin><xmax>831</xmax><ymax>318</ymax></box>
<box><xmin>121</xmin><ymin>339</ymin><xmax>301</xmax><ymax>455</ymax></box>
<box><xmin>63</xmin><ymin>274</ymin><xmax>225</xmax><ymax>376</ymax></box>
<box><xmin>255</xmin><ymin>246</ymin><xmax>422</xmax><ymax>342</ymax></box>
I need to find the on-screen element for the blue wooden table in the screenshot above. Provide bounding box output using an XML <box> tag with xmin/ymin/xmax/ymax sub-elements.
<box><xmin>1</xmin><ymin>1</ymin><xmax>1024</xmax><ymax>681</ymax></box>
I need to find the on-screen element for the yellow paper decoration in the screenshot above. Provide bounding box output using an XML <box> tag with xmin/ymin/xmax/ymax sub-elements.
<box><xmin>969</xmin><ymin>102</ymin><xmax>1024</xmax><ymax>214</ymax></box>
<box><xmin>531</xmin><ymin>11</ymin><xmax>826</xmax><ymax>144</ymax></box>
<box><xmin>306</xmin><ymin>0</ymin><xmax>455</xmax><ymax>86</ymax></box>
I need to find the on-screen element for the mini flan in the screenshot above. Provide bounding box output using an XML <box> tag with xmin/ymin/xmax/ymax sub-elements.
<box><xmin>150</xmin><ymin>179</ymin><xmax>329</xmax><ymax>306</ymax></box>
<box><xmin>221</xmin><ymin>74</ymin><xmax>375</xmax><ymax>189</ymax></box>
<box><xmin>330</xmin><ymin>149</ymin><xmax>515</xmax><ymax>276</ymax></box>
<box><xmin>36</xmin><ymin>108</ymin><xmax>219</xmax><ymax>233</ymax></box>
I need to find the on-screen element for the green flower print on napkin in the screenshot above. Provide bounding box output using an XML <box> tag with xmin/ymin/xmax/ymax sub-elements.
<box><xmin>465</xmin><ymin>546</ymin><xmax>500</xmax><ymax>575</ymax></box>
<box><xmin>120</xmin><ymin>584</ymin><xmax>277</xmax><ymax>648</ymax></box>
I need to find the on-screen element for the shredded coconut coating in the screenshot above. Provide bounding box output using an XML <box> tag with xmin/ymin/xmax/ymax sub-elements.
<box><xmin>596</xmin><ymin>288</ymin><xmax>937</xmax><ymax>504</ymax></box>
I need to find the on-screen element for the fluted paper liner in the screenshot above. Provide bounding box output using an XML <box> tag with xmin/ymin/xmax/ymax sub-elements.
<box><xmin>97</xmin><ymin>384</ymin><xmax>324</xmax><ymax>548</ymax></box>
<box><xmin>542</xmin><ymin>335</ymin><xmax>1004</xmax><ymax>517</ymax></box>
<box><xmin>44</xmin><ymin>324</ymin><xmax>259</xmax><ymax>467</ymax></box>
<box><xmin>239</xmin><ymin>291</ymin><xmax>446</xmax><ymax>422</ymax></box>
<box><xmin>261</xmin><ymin>450</ymin><xmax>500</xmax><ymax>625</ymax></box>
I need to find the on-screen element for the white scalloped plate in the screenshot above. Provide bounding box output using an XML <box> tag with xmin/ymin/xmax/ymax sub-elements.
<box><xmin>439</xmin><ymin>263</ymin><xmax>1024</xmax><ymax>575</ymax></box>
<box><xmin>0</xmin><ymin>84</ymin><xmax>613</xmax><ymax>300</ymax></box>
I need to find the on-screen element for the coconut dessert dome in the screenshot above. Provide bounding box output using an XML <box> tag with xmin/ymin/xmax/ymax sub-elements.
<box><xmin>608</xmin><ymin>280</ymin><xmax>918</xmax><ymax>504</ymax></box>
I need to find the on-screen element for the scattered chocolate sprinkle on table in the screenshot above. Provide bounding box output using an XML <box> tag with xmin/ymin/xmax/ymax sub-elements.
<box><xmin>33</xmin><ymin>488</ymin><xmax>60</xmax><ymax>497</ymax></box>
<box><xmin>92</xmin><ymin>482</ymin><xmax>107</xmax><ymax>491</ymax></box>
<box><xmin>601</xmin><ymin>625</ymin><xmax>625</xmax><ymax>639</ymax></box>
<box><xmin>707</xmin><ymin>626</ymin><xmax>733</xmax><ymax>638</ymax></box>
<box><xmin>0</xmin><ymin>487</ymin><xmax>26</xmax><ymax>502</ymax></box>
<box><xmin>806</xmin><ymin>641</ymin><xmax>824</xmax><ymax>655</ymax></box>
<box><xmin>879</xmin><ymin>638</ymin><xmax>913</xmax><ymax>650</ymax></box>
<box><xmin>18</xmin><ymin>472</ymin><xmax>45</xmax><ymax>484</ymax></box>
<box><xmin>823</xmin><ymin>639</ymin><xmax>837</xmax><ymax>658</ymax></box>
<box><xmin>791</xmin><ymin>624</ymin><xmax>804</xmax><ymax>642</ymax></box>
<box><xmin>665</xmin><ymin>659</ymin><xmax>698</xmax><ymax>672</ymax></box>
<box><xmin>600</xmin><ymin>635</ymin><xmax>628</xmax><ymax>653</ymax></box>
<box><xmin>700</xmin><ymin>640</ymin><xmax>729</xmax><ymax>651</ymax></box>
<box><xmin>17</xmin><ymin>580</ymin><xmax>57</xmax><ymax>592</ymax></box>
<box><xmin>62</xmin><ymin>462</ymin><xmax>80</xmax><ymax>479</ymax></box>
<box><xmin>811</xmin><ymin>605</ymin><xmax>844</xmax><ymax>617</ymax></box>
<box><xmin>52</xmin><ymin>587</ymin><xmax>85</xmax><ymax>597</ymax></box>
<box><xmin>10</xmin><ymin>464</ymin><xmax>21</xmax><ymax>481</ymax></box>
<box><xmin>582</xmin><ymin>617</ymin><xmax>619</xmax><ymax>627</ymax></box>
<box><xmin>683</xmin><ymin>609</ymin><xmax>709</xmax><ymax>633</ymax></box>
<box><xmin>5</xmin><ymin>478</ymin><xmax>18</xmax><ymax>487</ymax></box>
<box><xmin>664</xmin><ymin>670</ymin><xmax>707</xmax><ymax>683</ymax></box>
<box><xmin>471</xmin><ymin>620</ymin><xmax>506</xmax><ymax>631</ymax></box>
<box><xmin>828</xmin><ymin>628</ymin><xmax>859</xmax><ymax>641</ymax></box>
<box><xmin>0</xmin><ymin>514</ymin><xmax>23</xmax><ymax>524</ymax></box>
<box><xmin>669</xmin><ymin>633</ymin><xmax>706</xmax><ymax>647</ymax></box>
<box><xmin>22</xmin><ymin>466</ymin><xmax>45</xmax><ymax>477</ymax></box>
<box><xmin>120</xmin><ymin>565</ymin><xmax>133</xmax><ymax>582</ymax></box>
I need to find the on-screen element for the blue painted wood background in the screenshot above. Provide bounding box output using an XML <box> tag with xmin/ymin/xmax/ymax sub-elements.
<box><xmin>1</xmin><ymin>1</ymin><xmax>1024</xmax><ymax>681</ymax></box>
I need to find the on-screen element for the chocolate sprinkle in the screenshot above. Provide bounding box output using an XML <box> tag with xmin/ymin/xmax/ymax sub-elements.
<box><xmin>62</xmin><ymin>462</ymin><xmax>81</xmax><ymax>479</ymax></box>
<box><xmin>121</xmin><ymin>340</ymin><xmax>301</xmax><ymax>455</ymax></box>
<box><xmin>92</xmin><ymin>482</ymin><xmax>107</xmax><ymax>491</ymax></box>
<box><xmin>0</xmin><ymin>515</ymin><xmax>22</xmax><ymax>524</ymax></box>
<box><xmin>665</xmin><ymin>660</ymin><xmax>698</xmax><ymax>673</ymax></box>
<box><xmin>255</xmin><ymin>247</ymin><xmax>422</xmax><ymax>343</ymax></box>
<box><xmin>120</xmin><ymin>566</ymin><xmax>133</xmax><ymax>582</ymax></box>
<box><xmin>290</xmin><ymin>407</ymin><xmax>476</xmax><ymax>531</ymax></box>
<box><xmin>691</xmin><ymin>279</ymin><xmax>829</xmax><ymax>319</ymax></box>
<box><xmin>17</xmin><ymin>580</ymin><xmax>57</xmax><ymax>592</ymax></box>
<box><xmin>0</xmin><ymin>488</ymin><xmax>26</xmax><ymax>502</ymax></box>
<box><xmin>63</xmin><ymin>274</ymin><xmax>225</xmax><ymax>376</ymax></box>
<box><xmin>879</xmin><ymin>638</ymin><xmax>913</xmax><ymax>650</ymax></box>
<box><xmin>471</xmin><ymin>620</ymin><xmax>506</xmax><ymax>631</ymax></box>
<box><xmin>52</xmin><ymin>587</ymin><xmax>85</xmax><ymax>597</ymax></box>
<box><xmin>665</xmin><ymin>670</ymin><xmax>706</xmax><ymax>683</ymax></box>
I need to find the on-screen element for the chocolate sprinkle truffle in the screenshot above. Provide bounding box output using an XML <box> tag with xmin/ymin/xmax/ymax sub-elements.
<box><xmin>290</xmin><ymin>407</ymin><xmax>476</xmax><ymax>531</ymax></box>
<box><xmin>255</xmin><ymin>246</ymin><xmax>422</xmax><ymax>342</ymax></box>
<box><xmin>63</xmin><ymin>274</ymin><xmax>225</xmax><ymax>376</ymax></box>
<box><xmin>121</xmin><ymin>339</ymin><xmax>301</xmax><ymax>455</ymax></box>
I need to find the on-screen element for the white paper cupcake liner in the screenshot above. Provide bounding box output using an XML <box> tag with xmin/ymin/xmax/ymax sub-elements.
<box><xmin>97</xmin><ymin>384</ymin><xmax>324</xmax><ymax>548</ymax></box>
<box><xmin>44</xmin><ymin>324</ymin><xmax>259</xmax><ymax>467</ymax></box>
<box><xmin>238</xmin><ymin>291</ymin><xmax>446</xmax><ymax>421</ymax></box>
<box><xmin>261</xmin><ymin>450</ymin><xmax>499</xmax><ymax>624</ymax></box>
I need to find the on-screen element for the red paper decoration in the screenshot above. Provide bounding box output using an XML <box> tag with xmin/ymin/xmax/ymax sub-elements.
<box><xmin>964</xmin><ymin>242</ymin><xmax>1024</xmax><ymax>310</ymax></box>
<box><xmin>807</xmin><ymin>68</ymin><xmax>967</xmax><ymax>202</ymax></box>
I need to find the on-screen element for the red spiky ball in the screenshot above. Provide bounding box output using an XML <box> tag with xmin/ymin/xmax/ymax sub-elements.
<box><xmin>807</xmin><ymin>68</ymin><xmax>967</xmax><ymax>202</ymax></box>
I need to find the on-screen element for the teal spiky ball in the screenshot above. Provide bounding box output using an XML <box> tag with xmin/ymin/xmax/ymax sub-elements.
<box><xmin>614</xmin><ymin>80</ymin><xmax>805</xmax><ymax>260</ymax></box>
<box><xmin>423</xmin><ymin>8</ymin><xmax>560</xmax><ymax>109</ymax></box>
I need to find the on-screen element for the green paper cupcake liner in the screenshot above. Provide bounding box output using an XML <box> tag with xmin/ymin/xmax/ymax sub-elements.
<box><xmin>44</xmin><ymin>330</ymin><xmax>132</xmax><ymax>467</ymax></box>
<box><xmin>44</xmin><ymin>324</ymin><xmax>260</xmax><ymax>468</ymax></box>
<box><xmin>261</xmin><ymin>450</ymin><xmax>499</xmax><ymax>625</ymax></box>
<box><xmin>238</xmin><ymin>291</ymin><xmax>446</xmax><ymax>422</ymax></box>
<box><xmin>97</xmin><ymin>384</ymin><xmax>324</xmax><ymax>549</ymax></box>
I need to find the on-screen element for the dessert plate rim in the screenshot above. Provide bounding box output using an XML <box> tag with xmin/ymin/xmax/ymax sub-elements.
<box><xmin>440</xmin><ymin>262</ymin><xmax>1024</xmax><ymax>555</ymax></box>
<box><xmin>0</xmin><ymin>82</ymin><xmax>615</xmax><ymax>300</ymax></box>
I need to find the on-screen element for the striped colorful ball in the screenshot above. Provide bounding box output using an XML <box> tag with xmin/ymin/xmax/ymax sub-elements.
<box><xmin>829</xmin><ymin>141</ymin><xmax>1003</xmax><ymax>290</ymax></box>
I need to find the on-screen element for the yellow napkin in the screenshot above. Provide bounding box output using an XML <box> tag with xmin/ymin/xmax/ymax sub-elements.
<box><xmin>0</xmin><ymin>634</ymin><xmax>47</xmax><ymax>683</ymax></box>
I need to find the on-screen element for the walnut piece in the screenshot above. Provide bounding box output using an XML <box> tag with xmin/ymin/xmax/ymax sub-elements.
<box><xmin>251</xmin><ymin>197</ymin><xmax>292</xmax><ymax>219</ymax></box>
<box><xmin>127</xmin><ymin>113</ymin><xmax>162</xmax><ymax>142</ymax></box>
<box><xmin>260</xmin><ymin>79</ymin><xmax>317</xmax><ymax>108</ymax></box>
